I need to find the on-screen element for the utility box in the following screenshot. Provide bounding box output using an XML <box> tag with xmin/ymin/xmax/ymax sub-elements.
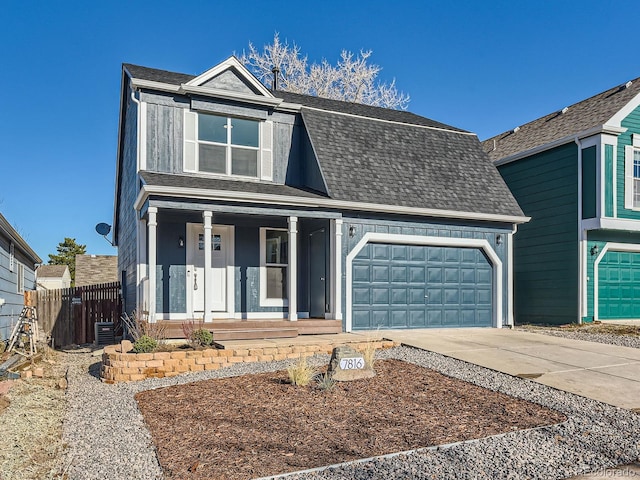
<box><xmin>95</xmin><ymin>322</ymin><xmax>115</xmax><ymax>347</ymax></box>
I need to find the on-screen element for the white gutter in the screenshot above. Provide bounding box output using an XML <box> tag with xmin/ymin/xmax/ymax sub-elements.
<box><xmin>133</xmin><ymin>184</ymin><xmax>531</xmax><ymax>225</ymax></box>
<box><xmin>575</xmin><ymin>137</ymin><xmax>585</xmax><ymax>325</ymax></box>
<box><xmin>494</xmin><ymin>125</ymin><xmax>627</xmax><ymax>167</ymax></box>
<box><xmin>179</xmin><ymin>84</ymin><xmax>283</xmax><ymax>107</ymax></box>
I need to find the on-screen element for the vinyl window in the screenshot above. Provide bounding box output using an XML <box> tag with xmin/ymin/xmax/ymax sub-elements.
<box><xmin>260</xmin><ymin>228</ymin><xmax>288</xmax><ymax>306</ymax></box>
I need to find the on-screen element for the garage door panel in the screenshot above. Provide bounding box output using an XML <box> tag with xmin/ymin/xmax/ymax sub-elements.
<box><xmin>352</xmin><ymin>243</ymin><xmax>493</xmax><ymax>329</ymax></box>
<box><xmin>598</xmin><ymin>249</ymin><xmax>640</xmax><ymax>319</ymax></box>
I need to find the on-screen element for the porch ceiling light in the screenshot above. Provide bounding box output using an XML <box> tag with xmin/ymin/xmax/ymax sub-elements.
<box><xmin>178</xmin><ymin>236</ymin><xmax>185</xmax><ymax>248</ymax></box>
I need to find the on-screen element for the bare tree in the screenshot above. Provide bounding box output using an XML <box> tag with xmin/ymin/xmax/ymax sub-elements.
<box><xmin>240</xmin><ymin>34</ymin><xmax>410</xmax><ymax>110</ymax></box>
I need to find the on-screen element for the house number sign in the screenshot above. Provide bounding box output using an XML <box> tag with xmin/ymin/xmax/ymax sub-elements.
<box><xmin>339</xmin><ymin>357</ymin><xmax>365</xmax><ymax>370</ymax></box>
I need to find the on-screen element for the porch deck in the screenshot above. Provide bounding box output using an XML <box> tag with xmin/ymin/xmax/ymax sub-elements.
<box><xmin>158</xmin><ymin>319</ymin><xmax>343</xmax><ymax>341</ymax></box>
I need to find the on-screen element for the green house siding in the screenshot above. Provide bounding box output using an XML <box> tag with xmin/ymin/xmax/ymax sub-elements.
<box><xmin>617</xmin><ymin>105</ymin><xmax>640</xmax><ymax>220</ymax></box>
<box><xmin>499</xmin><ymin>142</ymin><xmax>579</xmax><ymax>325</ymax></box>
<box><xmin>582</xmin><ymin>146</ymin><xmax>597</xmax><ymax>219</ymax></box>
<box><xmin>604</xmin><ymin>144</ymin><xmax>614</xmax><ymax>217</ymax></box>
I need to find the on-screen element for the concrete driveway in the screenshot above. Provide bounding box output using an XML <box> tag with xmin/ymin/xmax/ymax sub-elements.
<box><xmin>383</xmin><ymin>328</ymin><xmax>640</xmax><ymax>410</ymax></box>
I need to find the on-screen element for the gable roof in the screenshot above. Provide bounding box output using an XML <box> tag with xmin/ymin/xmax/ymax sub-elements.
<box><xmin>483</xmin><ymin>77</ymin><xmax>640</xmax><ymax>162</ymax></box>
<box><xmin>36</xmin><ymin>265</ymin><xmax>69</xmax><ymax>278</ymax></box>
<box><xmin>0</xmin><ymin>212</ymin><xmax>41</xmax><ymax>265</ymax></box>
<box><xmin>122</xmin><ymin>62</ymin><xmax>525</xmax><ymax>222</ymax></box>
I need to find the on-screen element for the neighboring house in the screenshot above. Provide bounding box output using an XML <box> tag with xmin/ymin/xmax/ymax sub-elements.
<box><xmin>0</xmin><ymin>212</ymin><xmax>41</xmax><ymax>340</ymax></box>
<box><xmin>36</xmin><ymin>264</ymin><xmax>71</xmax><ymax>290</ymax></box>
<box><xmin>75</xmin><ymin>254</ymin><xmax>118</xmax><ymax>287</ymax></box>
<box><xmin>113</xmin><ymin>56</ymin><xmax>526</xmax><ymax>338</ymax></box>
<box><xmin>484</xmin><ymin>77</ymin><xmax>640</xmax><ymax>324</ymax></box>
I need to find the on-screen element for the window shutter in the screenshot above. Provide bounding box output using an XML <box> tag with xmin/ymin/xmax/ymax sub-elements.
<box><xmin>260</xmin><ymin>121</ymin><xmax>273</xmax><ymax>181</ymax></box>
<box><xmin>184</xmin><ymin>110</ymin><xmax>197</xmax><ymax>171</ymax></box>
<box><xmin>625</xmin><ymin>145</ymin><xmax>634</xmax><ymax>209</ymax></box>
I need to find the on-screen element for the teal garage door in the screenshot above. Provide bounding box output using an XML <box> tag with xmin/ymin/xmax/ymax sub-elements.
<box><xmin>352</xmin><ymin>243</ymin><xmax>493</xmax><ymax>329</ymax></box>
<box><xmin>598</xmin><ymin>250</ymin><xmax>640</xmax><ymax>319</ymax></box>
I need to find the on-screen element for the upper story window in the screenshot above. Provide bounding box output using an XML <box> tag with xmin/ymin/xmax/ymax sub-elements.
<box><xmin>184</xmin><ymin>111</ymin><xmax>272</xmax><ymax>180</ymax></box>
<box><xmin>624</xmin><ymin>140</ymin><xmax>640</xmax><ymax>210</ymax></box>
<box><xmin>634</xmin><ymin>149</ymin><xmax>640</xmax><ymax>208</ymax></box>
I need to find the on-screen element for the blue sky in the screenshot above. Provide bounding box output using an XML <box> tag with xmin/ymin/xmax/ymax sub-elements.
<box><xmin>2</xmin><ymin>0</ymin><xmax>640</xmax><ymax>261</ymax></box>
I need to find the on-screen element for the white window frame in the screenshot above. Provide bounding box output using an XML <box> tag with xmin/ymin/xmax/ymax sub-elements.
<box><xmin>259</xmin><ymin>227</ymin><xmax>289</xmax><ymax>307</ymax></box>
<box><xmin>624</xmin><ymin>135</ymin><xmax>640</xmax><ymax>210</ymax></box>
<box><xmin>16</xmin><ymin>262</ymin><xmax>24</xmax><ymax>294</ymax></box>
<box><xmin>9</xmin><ymin>242</ymin><xmax>14</xmax><ymax>272</ymax></box>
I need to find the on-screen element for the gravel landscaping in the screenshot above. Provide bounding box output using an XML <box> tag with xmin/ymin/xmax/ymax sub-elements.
<box><xmin>59</xmin><ymin>345</ymin><xmax>640</xmax><ymax>480</ymax></box>
<box><xmin>518</xmin><ymin>323</ymin><xmax>640</xmax><ymax>349</ymax></box>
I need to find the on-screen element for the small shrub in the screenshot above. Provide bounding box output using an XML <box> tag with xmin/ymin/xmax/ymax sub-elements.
<box><xmin>133</xmin><ymin>335</ymin><xmax>158</xmax><ymax>353</ymax></box>
<box><xmin>287</xmin><ymin>357</ymin><xmax>316</xmax><ymax>387</ymax></box>
<box><xmin>192</xmin><ymin>328</ymin><xmax>214</xmax><ymax>347</ymax></box>
<box><xmin>315</xmin><ymin>372</ymin><xmax>336</xmax><ymax>391</ymax></box>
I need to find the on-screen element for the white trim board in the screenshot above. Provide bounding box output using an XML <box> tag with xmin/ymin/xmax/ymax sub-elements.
<box><xmin>134</xmin><ymin>185</ymin><xmax>530</xmax><ymax>225</ymax></box>
<box><xmin>344</xmin><ymin>233</ymin><xmax>503</xmax><ymax>332</ymax></box>
<box><xmin>593</xmin><ymin>242</ymin><xmax>640</xmax><ymax>321</ymax></box>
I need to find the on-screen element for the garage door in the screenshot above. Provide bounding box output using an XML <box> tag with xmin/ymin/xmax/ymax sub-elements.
<box><xmin>598</xmin><ymin>250</ymin><xmax>640</xmax><ymax>319</ymax></box>
<box><xmin>352</xmin><ymin>243</ymin><xmax>493</xmax><ymax>329</ymax></box>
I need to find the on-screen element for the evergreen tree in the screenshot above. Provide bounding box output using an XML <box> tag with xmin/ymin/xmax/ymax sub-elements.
<box><xmin>48</xmin><ymin>237</ymin><xmax>86</xmax><ymax>287</ymax></box>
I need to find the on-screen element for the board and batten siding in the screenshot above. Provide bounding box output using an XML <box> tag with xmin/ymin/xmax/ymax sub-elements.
<box><xmin>498</xmin><ymin>142</ymin><xmax>579</xmax><ymax>325</ymax></box>
<box><xmin>582</xmin><ymin>146</ymin><xmax>597</xmax><ymax>219</ymax></box>
<box><xmin>616</xmin><ymin>105</ymin><xmax>640</xmax><ymax>220</ymax></box>
<box><xmin>117</xmin><ymin>81</ymin><xmax>140</xmax><ymax>314</ymax></box>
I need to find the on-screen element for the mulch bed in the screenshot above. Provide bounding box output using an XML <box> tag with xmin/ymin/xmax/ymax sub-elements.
<box><xmin>135</xmin><ymin>359</ymin><xmax>565</xmax><ymax>479</ymax></box>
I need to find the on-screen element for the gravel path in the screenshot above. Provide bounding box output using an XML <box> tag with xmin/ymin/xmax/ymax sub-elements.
<box><xmin>61</xmin><ymin>347</ymin><xmax>640</xmax><ymax>480</ymax></box>
<box><xmin>516</xmin><ymin>327</ymin><xmax>640</xmax><ymax>349</ymax></box>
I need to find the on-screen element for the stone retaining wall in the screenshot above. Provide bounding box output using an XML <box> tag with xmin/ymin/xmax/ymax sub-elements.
<box><xmin>100</xmin><ymin>340</ymin><xmax>398</xmax><ymax>383</ymax></box>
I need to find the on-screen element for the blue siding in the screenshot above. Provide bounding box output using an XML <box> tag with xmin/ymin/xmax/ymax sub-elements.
<box><xmin>155</xmin><ymin>221</ymin><xmax>186</xmax><ymax>314</ymax></box>
<box><xmin>617</xmin><ymin>105</ymin><xmax>640</xmax><ymax>219</ymax></box>
<box><xmin>582</xmin><ymin>146</ymin><xmax>597</xmax><ymax>219</ymax></box>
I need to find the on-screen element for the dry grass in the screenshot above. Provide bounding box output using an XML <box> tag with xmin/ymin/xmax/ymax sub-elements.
<box><xmin>286</xmin><ymin>357</ymin><xmax>316</xmax><ymax>386</ymax></box>
<box><xmin>0</xmin><ymin>351</ymin><xmax>68</xmax><ymax>480</ymax></box>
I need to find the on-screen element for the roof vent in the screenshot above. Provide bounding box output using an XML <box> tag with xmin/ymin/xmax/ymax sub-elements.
<box><xmin>512</xmin><ymin>126</ymin><xmax>520</xmax><ymax>133</ymax></box>
<box><xmin>561</xmin><ymin>107</ymin><xmax>569</xmax><ymax>114</ymax></box>
<box><xmin>625</xmin><ymin>80</ymin><xmax>633</xmax><ymax>89</ymax></box>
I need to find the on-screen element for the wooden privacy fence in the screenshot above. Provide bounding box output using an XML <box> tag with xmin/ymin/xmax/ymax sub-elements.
<box><xmin>36</xmin><ymin>282</ymin><xmax>122</xmax><ymax>347</ymax></box>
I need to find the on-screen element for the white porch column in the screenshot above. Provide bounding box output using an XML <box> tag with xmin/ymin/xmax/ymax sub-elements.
<box><xmin>147</xmin><ymin>207</ymin><xmax>157</xmax><ymax>322</ymax></box>
<box><xmin>203</xmin><ymin>211</ymin><xmax>213</xmax><ymax>322</ymax></box>
<box><xmin>136</xmin><ymin>217</ymin><xmax>147</xmax><ymax>314</ymax></box>
<box><xmin>288</xmin><ymin>216</ymin><xmax>298</xmax><ymax>321</ymax></box>
<box><xmin>333</xmin><ymin>219</ymin><xmax>343</xmax><ymax>320</ymax></box>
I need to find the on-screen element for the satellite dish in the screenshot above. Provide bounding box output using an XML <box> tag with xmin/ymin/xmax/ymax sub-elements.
<box><xmin>95</xmin><ymin>223</ymin><xmax>111</xmax><ymax>236</ymax></box>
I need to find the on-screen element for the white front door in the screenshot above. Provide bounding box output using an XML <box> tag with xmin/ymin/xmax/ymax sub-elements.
<box><xmin>187</xmin><ymin>224</ymin><xmax>232</xmax><ymax>316</ymax></box>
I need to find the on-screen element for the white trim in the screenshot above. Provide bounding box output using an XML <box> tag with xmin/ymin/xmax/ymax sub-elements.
<box><xmin>129</xmin><ymin>78</ymin><xmax>181</xmax><ymax>94</ymax></box>
<box><xmin>259</xmin><ymin>227</ymin><xmax>289</xmax><ymax>307</ymax></box>
<box><xmin>606</xmin><ymin>91</ymin><xmax>640</xmax><ymax>127</ymax></box>
<box><xmin>139</xmin><ymin>101</ymin><xmax>147</xmax><ymax>171</ymax></box>
<box><xmin>344</xmin><ymin>233</ymin><xmax>503</xmax><ymax>332</ymax></box>
<box><xmin>9</xmin><ymin>242</ymin><xmax>14</xmax><ymax>272</ymax></box>
<box><xmin>147</xmin><ymin>207</ymin><xmax>158</xmax><ymax>322</ymax></box>
<box><xmin>625</xmin><ymin>145</ymin><xmax>634</xmax><ymax>209</ymax></box>
<box><xmin>233</xmin><ymin>312</ymin><xmax>292</xmax><ymax>320</ymax></box>
<box><xmin>180</xmin><ymin>85</ymin><xmax>282</xmax><ymax>107</ymax></box>
<box><xmin>134</xmin><ymin>185</ymin><xmax>530</xmax><ymax>225</ymax></box>
<box><xmin>494</xmin><ymin>125</ymin><xmax>627</xmax><ymax>167</ymax></box>
<box><xmin>183</xmin><ymin>56</ymin><xmax>275</xmax><ymax>98</ymax></box>
<box><xmin>507</xmin><ymin>226</ymin><xmax>516</xmax><ymax>326</ymax></box>
<box><xmin>226</xmin><ymin>226</ymin><xmax>235</xmax><ymax>319</ymax></box>
<box><xmin>332</xmin><ymin>219</ymin><xmax>343</xmax><ymax>321</ymax></box>
<box><xmin>576</xmin><ymin>137</ymin><xmax>585</xmax><ymax>324</ymax></box>
<box><xmin>593</xmin><ymin>242</ymin><xmax>640</xmax><ymax>321</ymax></box>
<box><xmin>288</xmin><ymin>217</ymin><xmax>298</xmax><ymax>321</ymax></box>
<box><xmin>202</xmin><ymin>212</ymin><xmax>213</xmax><ymax>322</ymax></box>
<box><xmin>582</xmin><ymin>217</ymin><xmax>640</xmax><ymax>232</ymax></box>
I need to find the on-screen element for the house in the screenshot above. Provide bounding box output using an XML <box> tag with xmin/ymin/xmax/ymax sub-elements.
<box><xmin>484</xmin><ymin>77</ymin><xmax>640</xmax><ymax>324</ymax></box>
<box><xmin>113</xmin><ymin>56</ymin><xmax>526</xmax><ymax>338</ymax></box>
<box><xmin>0</xmin><ymin>212</ymin><xmax>41</xmax><ymax>340</ymax></box>
<box><xmin>75</xmin><ymin>254</ymin><xmax>118</xmax><ymax>287</ymax></box>
<box><xmin>36</xmin><ymin>265</ymin><xmax>71</xmax><ymax>290</ymax></box>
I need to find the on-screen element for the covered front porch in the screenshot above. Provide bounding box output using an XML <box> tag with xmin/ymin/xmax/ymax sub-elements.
<box><xmin>136</xmin><ymin>200</ymin><xmax>344</xmax><ymax>339</ymax></box>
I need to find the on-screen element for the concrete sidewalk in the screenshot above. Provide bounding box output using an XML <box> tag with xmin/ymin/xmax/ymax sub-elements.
<box><xmin>383</xmin><ymin>328</ymin><xmax>640</xmax><ymax>410</ymax></box>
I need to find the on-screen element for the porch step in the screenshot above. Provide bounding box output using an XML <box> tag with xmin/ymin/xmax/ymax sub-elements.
<box><xmin>297</xmin><ymin>319</ymin><xmax>342</xmax><ymax>335</ymax></box>
<box><xmin>214</xmin><ymin>328</ymin><xmax>298</xmax><ymax>341</ymax></box>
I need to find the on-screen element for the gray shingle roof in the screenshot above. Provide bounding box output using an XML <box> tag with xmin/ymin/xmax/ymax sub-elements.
<box><xmin>140</xmin><ymin>171</ymin><xmax>328</xmax><ymax>199</ymax></box>
<box><xmin>301</xmin><ymin>109</ymin><xmax>523</xmax><ymax>217</ymax></box>
<box><xmin>125</xmin><ymin>63</ymin><xmax>524</xmax><ymax>219</ymax></box>
<box><xmin>36</xmin><ymin>265</ymin><xmax>68</xmax><ymax>278</ymax></box>
<box><xmin>483</xmin><ymin>77</ymin><xmax>640</xmax><ymax>162</ymax></box>
<box><xmin>75</xmin><ymin>255</ymin><xmax>118</xmax><ymax>287</ymax></box>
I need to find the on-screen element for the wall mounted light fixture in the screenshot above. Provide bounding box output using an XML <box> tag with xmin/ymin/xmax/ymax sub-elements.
<box><xmin>349</xmin><ymin>226</ymin><xmax>356</xmax><ymax>237</ymax></box>
<box><xmin>590</xmin><ymin>245</ymin><xmax>599</xmax><ymax>256</ymax></box>
<box><xmin>178</xmin><ymin>236</ymin><xmax>185</xmax><ymax>248</ymax></box>
<box><xmin>496</xmin><ymin>234</ymin><xmax>503</xmax><ymax>245</ymax></box>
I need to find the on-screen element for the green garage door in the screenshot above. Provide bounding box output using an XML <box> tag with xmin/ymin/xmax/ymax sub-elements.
<box><xmin>352</xmin><ymin>243</ymin><xmax>493</xmax><ymax>329</ymax></box>
<box><xmin>598</xmin><ymin>250</ymin><xmax>640</xmax><ymax>319</ymax></box>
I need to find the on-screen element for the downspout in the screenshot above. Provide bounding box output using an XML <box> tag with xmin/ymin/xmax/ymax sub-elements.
<box><xmin>575</xmin><ymin>137</ymin><xmax>585</xmax><ymax>325</ymax></box>
<box><xmin>130</xmin><ymin>89</ymin><xmax>141</xmax><ymax>172</ymax></box>
<box><xmin>507</xmin><ymin>224</ymin><xmax>518</xmax><ymax>328</ymax></box>
<box><xmin>130</xmin><ymin>88</ymin><xmax>144</xmax><ymax>313</ymax></box>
